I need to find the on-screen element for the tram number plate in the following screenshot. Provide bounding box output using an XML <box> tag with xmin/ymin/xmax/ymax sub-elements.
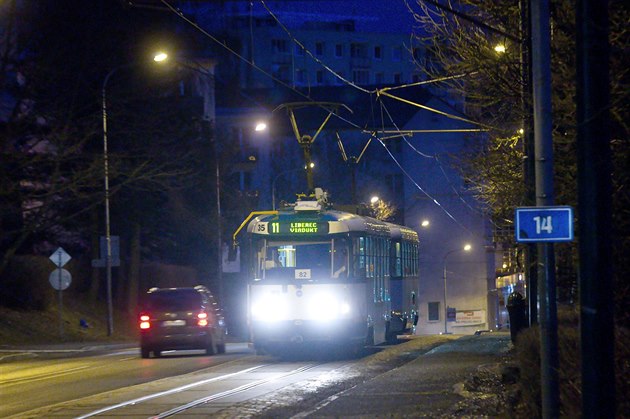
<box><xmin>162</xmin><ymin>320</ymin><xmax>186</xmax><ymax>327</ymax></box>
<box><xmin>295</xmin><ymin>269</ymin><xmax>311</xmax><ymax>279</ymax></box>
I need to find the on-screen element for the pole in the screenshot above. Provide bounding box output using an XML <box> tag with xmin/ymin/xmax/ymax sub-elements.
<box><xmin>58</xmin><ymin>256</ymin><xmax>63</xmax><ymax>336</ymax></box>
<box><xmin>576</xmin><ymin>0</ymin><xmax>615</xmax><ymax>416</ymax></box>
<box><xmin>102</xmin><ymin>68</ymin><xmax>118</xmax><ymax>337</ymax></box>
<box><xmin>519</xmin><ymin>0</ymin><xmax>538</xmax><ymax>327</ymax></box>
<box><xmin>442</xmin><ymin>262</ymin><xmax>449</xmax><ymax>334</ymax></box>
<box><xmin>214</xmin><ymin>132</ymin><xmax>223</xmax><ymax>304</ymax></box>
<box><xmin>530</xmin><ymin>0</ymin><xmax>559</xmax><ymax>416</ymax></box>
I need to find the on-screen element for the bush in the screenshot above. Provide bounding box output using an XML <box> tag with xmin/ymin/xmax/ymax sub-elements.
<box><xmin>514</xmin><ymin>306</ymin><xmax>629</xmax><ymax>417</ymax></box>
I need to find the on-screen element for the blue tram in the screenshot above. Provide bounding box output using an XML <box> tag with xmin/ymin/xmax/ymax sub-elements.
<box><xmin>243</xmin><ymin>200</ymin><xmax>419</xmax><ymax>354</ymax></box>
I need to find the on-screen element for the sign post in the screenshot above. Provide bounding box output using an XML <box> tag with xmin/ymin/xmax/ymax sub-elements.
<box><xmin>49</xmin><ymin>247</ymin><xmax>72</xmax><ymax>337</ymax></box>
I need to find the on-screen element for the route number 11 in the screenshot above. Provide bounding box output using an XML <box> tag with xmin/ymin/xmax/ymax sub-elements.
<box><xmin>533</xmin><ymin>216</ymin><xmax>553</xmax><ymax>234</ymax></box>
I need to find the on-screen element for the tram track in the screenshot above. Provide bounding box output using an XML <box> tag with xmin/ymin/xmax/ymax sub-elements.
<box><xmin>152</xmin><ymin>364</ymin><xmax>320</xmax><ymax>418</ymax></box>
<box><xmin>13</xmin><ymin>360</ymin><xmax>334</xmax><ymax>419</ymax></box>
<box><xmin>75</xmin><ymin>364</ymin><xmax>270</xmax><ymax>418</ymax></box>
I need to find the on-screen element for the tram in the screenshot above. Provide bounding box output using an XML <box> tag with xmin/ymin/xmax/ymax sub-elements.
<box><xmin>239</xmin><ymin>198</ymin><xmax>420</xmax><ymax>355</ymax></box>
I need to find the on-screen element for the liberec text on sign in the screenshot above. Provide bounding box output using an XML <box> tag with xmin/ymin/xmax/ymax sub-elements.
<box><xmin>289</xmin><ymin>222</ymin><xmax>318</xmax><ymax>233</ymax></box>
<box><xmin>269</xmin><ymin>221</ymin><xmax>329</xmax><ymax>234</ymax></box>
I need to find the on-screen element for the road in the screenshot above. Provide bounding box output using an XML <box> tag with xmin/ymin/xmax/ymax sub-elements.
<box><xmin>0</xmin><ymin>343</ymin><xmax>253</xmax><ymax>418</ymax></box>
<box><xmin>0</xmin><ymin>334</ymin><xmax>512</xmax><ymax>418</ymax></box>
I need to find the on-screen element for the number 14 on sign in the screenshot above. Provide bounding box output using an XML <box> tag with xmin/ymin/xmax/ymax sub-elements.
<box><xmin>534</xmin><ymin>216</ymin><xmax>553</xmax><ymax>234</ymax></box>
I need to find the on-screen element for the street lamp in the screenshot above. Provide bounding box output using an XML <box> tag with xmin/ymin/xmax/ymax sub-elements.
<box><xmin>101</xmin><ymin>53</ymin><xmax>166</xmax><ymax>336</ymax></box>
<box><xmin>272</xmin><ymin>163</ymin><xmax>314</xmax><ymax>210</ymax></box>
<box><xmin>421</xmin><ymin>219</ymin><xmax>430</xmax><ymax>228</ymax></box>
<box><xmin>494</xmin><ymin>43</ymin><xmax>506</xmax><ymax>53</ymax></box>
<box><xmin>442</xmin><ymin>243</ymin><xmax>472</xmax><ymax>334</ymax></box>
<box><xmin>254</xmin><ymin>121</ymin><xmax>267</xmax><ymax>132</ymax></box>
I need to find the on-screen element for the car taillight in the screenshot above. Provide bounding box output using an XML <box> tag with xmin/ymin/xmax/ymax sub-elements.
<box><xmin>197</xmin><ymin>312</ymin><xmax>208</xmax><ymax>327</ymax></box>
<box><xmin>139</xmin><ymin>314</ymin><xmax>151</xmax><ymax>330</ymax></box>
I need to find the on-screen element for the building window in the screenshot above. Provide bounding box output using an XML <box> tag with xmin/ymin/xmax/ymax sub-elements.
<box><xmin>393</xmin><ymin>73</ymin><xmax>402</xmax><ymax>84</ymax></box>
<box><xmin>392</xmin><ymin>46</ymin><xmax>402</xmax><ymax>61</ymax></box>
<box><xmin>375</xmin><ymin>46</ymin><xmax>383</xmax><ymax>59</ymax></box>
<box><xmin>295</xmin><ymin>44</ymin><xmax>305</xmax><ymax>56</ymax></box>
<box><xmin>335</xmin><ymin>71</ymin><xmax>345</xmax><ymax>85</ymax></box>
<box><xmin>272</xmin><ymin>39</ymin><xmax>288</xmax><ymax>54</ymax></box>
<box><xmin>315</xmin><ymin>41</ymin><xmax>324</xmax><ymax>56</ymax></box>
<box><xmin>350</xmin><ymin>43</ymin><xmax>368</xmax><ymax>58</ymax></box>
<box><xmin>335</xmin><ymin>44</ymin><xmax>344</xmax><ymax>58</ymax></box>
<box><xmin>295</xmin><ymin>69</ymin><xmax>306</xmax><ymax>84</ymax></box>
<box><xmin>375</xmin><ymin>72</ymin><xmax>384</xmax><ymax>84</ymax></box>
<box><xmin>352</xmin><ymin>70</ymin><xmax>370</xmax><ymax>85</ymax></box>
<box><xmin>316</xmin><ymin>70</ymin><xmax>324</xmax><ymax>85</ymax></box>
<box><xmin>428</xmin><ymin>302</ymin><xmax>440</xmax><ymax>321</ymax></box>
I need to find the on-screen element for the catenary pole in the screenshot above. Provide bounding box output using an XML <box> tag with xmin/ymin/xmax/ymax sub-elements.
<box><xmin>530</xmin><ymin>0</ymin><xmax>559</xmax><ymax>417</ymax></box>
<box><xmin>519</xmin><ymin>0</ymin><xmax>538</xmax><ymax>327</ymax></box>
<box><xmin>576</xmin><ymin>0</ymin><xmax>616</xmax><ymax>416</ymax></box>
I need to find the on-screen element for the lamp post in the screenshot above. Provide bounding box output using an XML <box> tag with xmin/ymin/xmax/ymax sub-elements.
<box><xmin>442</xmin><ymin>244</ymin><xmax>472</xmax><ymax>334</ymax></box>
<box><xmin>272</xmin><ymin>163</ymin><xmax>314</xmax><ymax>210</ymax></box>
<box><xmin>101</xmin><ymin>53</ymin><xmax>167</xmax><ymax>336</ymax></box>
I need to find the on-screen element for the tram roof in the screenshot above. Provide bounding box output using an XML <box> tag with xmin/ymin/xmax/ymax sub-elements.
<box><xmin>247</xmin><ymin>208</ymin><xmax>418</xmax><ymax>241</ymax></box>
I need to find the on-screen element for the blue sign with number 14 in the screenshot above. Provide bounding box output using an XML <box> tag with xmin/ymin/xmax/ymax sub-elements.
<box><xmin>515</xmin><ymin>206</ymin><xmax>574</xmax><ymax>243</ymax></box>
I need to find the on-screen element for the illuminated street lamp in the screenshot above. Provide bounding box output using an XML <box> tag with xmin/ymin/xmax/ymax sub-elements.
<box><xmin>494</xmin><ymin>43</ymin><xmax>506</xmax><ymax>53</ymax></box>
<box><xmin>153</xmin><ymin>52</ymin><xmax>168</xmax><ymax>62</ymax></box>
<box><xmin>370</xmin><ymin>196</ymin><xmax>379</xmax><ymax>204</ymax></box>
<box><xmin>421</xmin><ymin>219</ymin><xmax>430</xmax><ymax>228</ymax></box>
<box><xmin>272</xmin><ymin>163</ymin><xmax>314</xmax><ymax>210</ymax></box>
<box><xmin>254</xmin><ymin>121</ymin><xmax>267</xmax><ymax>132</ymax></box>
<box><xmin>101</xmin><ymin>52</ymin><xmax>166</xmax><ymax>336</ymax></box>
<box><xmin>442</xmin><ymin>243</ymin><xmax>472</xmax><ymax>334</ymax></box>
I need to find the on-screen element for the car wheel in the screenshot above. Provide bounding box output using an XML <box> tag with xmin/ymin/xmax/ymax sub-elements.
<box><xmin>206</xmin><ymin>337</ymin><xmax>216</xmax><ymax>355</ymax></box>
<box><xmin>141</xmin><ymin>346</ymin><xmax>151</xmax><ymax>359</ymax></box>
<box><xmin>217</xmin><ymin>342</ymin><xmax>226</xmax><ymax>354</ymax></box>
<box><xmin>153</xmin><ymin>350</ymin><xmax>162</xmax><ymax>357</ymax></box>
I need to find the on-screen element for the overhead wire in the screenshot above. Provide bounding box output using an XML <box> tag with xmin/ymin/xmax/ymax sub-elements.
<box><xmin>378</xmin><ymin>97</ymin><xmax>502</xmax><ymax>232</ymax></box>
<box><xmin>160</xmin><ymin>0</ymin><xmax>487</xmax><ymax>231</ymax></box>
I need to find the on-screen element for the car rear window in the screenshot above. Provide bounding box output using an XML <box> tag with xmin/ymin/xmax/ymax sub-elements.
<box><xmin>145</xmin><ymin>290</ymin><xmax>203</xmax><ymax>311</ymax></box>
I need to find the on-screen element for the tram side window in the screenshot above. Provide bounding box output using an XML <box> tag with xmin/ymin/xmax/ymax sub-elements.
<box><xmin>393</xmin><ymin>242</ymin><xmax>402</xmax><ymax>277</ymax></box>
<box><xmin>332</xmin><ymin>238</ymin><xmax>348</xmax><ymax>278</ymax></box>
<box><xmin>353</xmin><ymin>237</ymin><xmax>366</xmax><ymax>279</ymax></box>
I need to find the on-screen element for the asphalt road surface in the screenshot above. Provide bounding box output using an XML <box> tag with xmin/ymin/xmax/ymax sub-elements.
<box><xmin>0</xmin><ymin>333</ymin><xmax>512</xmax><ymax>418</ymax></box>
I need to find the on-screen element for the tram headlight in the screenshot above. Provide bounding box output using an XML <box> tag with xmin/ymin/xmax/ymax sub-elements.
<box><xmin>251</xmin><ymin>294</ymin><xmax>287</xmax><ymax>322</ymax></box>
<box><xmin>308</xmin><ymin>294</ymin><xmax>351</xmax><ymax>320</ymax></box>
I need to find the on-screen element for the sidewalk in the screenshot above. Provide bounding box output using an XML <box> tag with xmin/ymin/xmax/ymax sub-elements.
<box><xmin>302</xmin><ymin>332</ymin><xmax>514</xmax><ymax>418</ymax></box>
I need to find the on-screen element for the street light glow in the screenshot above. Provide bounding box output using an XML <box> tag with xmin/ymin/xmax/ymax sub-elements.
<box><xmin>494</xmin><ymin>44</ymin><xmax>506</xmax><ymax>53</ymax></box>
<box><xmin>370</xmin><ymin>196</ymin><xmax>379</xmax><ymax>204</ymax></box>
<box><xmin>464</xmin><ymin>244</ymin><xmax>472</xmax><ymax>251</ymax></box>
<box><xmin>255</xmin><ymin>121</ymin><xmax>267</xmax><ymax>132</ymax></box>
<box><xmin>421</xmin><ymin>219</ymin><xmax>430</xmax><ymax>228</ymax></box>
<box><xmin>153</xmin><ymin>52</ymin><xmax>168</xmax><ymax>62</ymax></box>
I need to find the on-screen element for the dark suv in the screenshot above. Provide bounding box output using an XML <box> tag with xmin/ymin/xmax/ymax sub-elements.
<box><xmin>138</xmin><ymin>286</ymin><xmax>227</xmax><ymax>358</ymax></box>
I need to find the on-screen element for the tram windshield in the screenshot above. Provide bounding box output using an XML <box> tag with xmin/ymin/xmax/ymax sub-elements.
<box><xmin>255</xmin><ymin>238</ymin><xmax>349</xmax><ymax>281</ymax></box>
